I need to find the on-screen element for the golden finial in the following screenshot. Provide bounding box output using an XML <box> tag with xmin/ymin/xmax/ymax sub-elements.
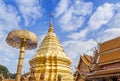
<box><xmin>50</xmin><ymin>13</ymin><xmax>53</xmax><ymax>27</ymax></box>
<box><xmin>48</xmin><ymin>13</ymin><xmax>54</xmax><ymax>32</ymax></box>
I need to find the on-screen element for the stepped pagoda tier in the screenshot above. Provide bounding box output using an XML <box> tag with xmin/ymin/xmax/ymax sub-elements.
<box><xmin>29</xmin><ymin>19</ymin><xmax>74</xmax><ymax>81</ymax></box>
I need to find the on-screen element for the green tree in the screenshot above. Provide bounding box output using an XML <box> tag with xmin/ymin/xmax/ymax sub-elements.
<box><xmin>10</xmin><ymin>73</ymin><xmax>16</xmax><ymax>79</ymax></box>
<box><xmin>0</xmin><ymin>64</ymin><xmax>9</xmax><ymax>79</ymax></box>
<box><xmin>0</xmin><ymin>64</ymin><xmax>16</xmax><ymax>79</ymax></box>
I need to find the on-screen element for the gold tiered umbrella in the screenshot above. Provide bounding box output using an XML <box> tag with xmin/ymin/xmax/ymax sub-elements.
<box><xmin>6</xmin><ymin>30</ymin><xmax>38</xmax><ymax>81</ymax></box>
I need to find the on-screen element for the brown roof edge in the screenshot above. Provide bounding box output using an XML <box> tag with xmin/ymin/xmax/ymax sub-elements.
<box><xmin>99</xmin><ymin>37</ymin><xmax>120</xmax><ymax>53</ymax></box>
<box><xmin>98</xmin><ymin>59</ymin><xmax>120</xmax><ymax>66</ymax></box>
<box><xmin>77</xmin><ymin>55</ymin><xmax>82</xmax><ymax>69</ymax></box>
<box><xmin>87</xmin><ymin>67</ymin><xmax>120</xmax><ymax>78</ymax></box>
<box><xmin>87</xmin><ymin>73</ymin><xmax>120</xmax><ymax>79</ymax></box>
<box><xmin>100</xmin><ymin>36</ymin><xmax>120</xmax><ymax>45</ymax></box>
<box><xmin>84</xmin><ymin>54</ymin><xmax>92</xmax><ymax>64</ymax></box>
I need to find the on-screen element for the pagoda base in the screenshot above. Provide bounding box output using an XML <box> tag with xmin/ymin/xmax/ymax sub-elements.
<box><xmin>34</xmin><ymin>72</ymin><xmax>74</xmax><ymax>81</ymax></box>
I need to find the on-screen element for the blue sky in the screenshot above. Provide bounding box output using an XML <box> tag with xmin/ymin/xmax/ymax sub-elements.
<box><xmin>0</xmin><ymin>0</ymin><xmax>120</xmax><ymax>73</ymax></box>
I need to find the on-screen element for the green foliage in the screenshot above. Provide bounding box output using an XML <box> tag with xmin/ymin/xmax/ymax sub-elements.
<box><xmin>0</xmin><ymin>64</ymin><xmax>9</xmax><ymax>79</ymax></box>
<box><xmin>0</xmin><ymin>64</ymin><xmax>16</xmax><ymax>79</ymax></box>
<box><xmin>10</xmin><ymin>73</ymin><xmax>16</xmax><ymax>79</ymax></box>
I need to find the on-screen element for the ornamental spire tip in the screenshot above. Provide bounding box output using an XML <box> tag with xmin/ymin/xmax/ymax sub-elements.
<box><xmin>48</xmin><ymin>13</ymin><xmax>54</xmax><ymax>33</ymax></box>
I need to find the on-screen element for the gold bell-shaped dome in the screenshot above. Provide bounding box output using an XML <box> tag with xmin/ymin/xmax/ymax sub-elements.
<box><xmin>29</xmin><ymin>19</ymin><xmax>74</xmax><ymax>81</ymax></box>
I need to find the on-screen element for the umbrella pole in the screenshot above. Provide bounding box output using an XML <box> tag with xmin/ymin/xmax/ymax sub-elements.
<box><xmin>16</xmin><ymin>38</ymin><xmax>26</xmax><ymax>81</ymax></box>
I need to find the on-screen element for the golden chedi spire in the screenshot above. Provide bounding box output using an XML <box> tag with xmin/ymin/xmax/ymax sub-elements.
<box><xmin>48</xmin><ymin>18</ymin><xmax>54</xmax><ymax>33</ymax></box>
<box><xmin>29</xmin><ymin>17</ymin><xmax>74</xmax><ymax>81</ymax></box>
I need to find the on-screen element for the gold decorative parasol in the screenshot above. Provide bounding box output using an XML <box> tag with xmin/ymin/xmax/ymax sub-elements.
<box><xmin>6</xmin><ymin>30</ymin><xmax>38</xmax><ymax>81</ymax></box>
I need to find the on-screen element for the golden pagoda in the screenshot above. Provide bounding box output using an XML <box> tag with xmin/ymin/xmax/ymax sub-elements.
<box><xmin>29</xmin><ymin>19</ymin><xmax>74</xmax><ymax>81</ymax></box>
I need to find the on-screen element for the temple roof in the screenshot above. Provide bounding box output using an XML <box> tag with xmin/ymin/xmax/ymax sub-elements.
<box><xmin>97</xmin><ymin>37</ymin><xmax>120</xmax><ymax>65</ymax></box>
<box><xmin>98</xmin><ymin>49</ymin><xmax>120</xmax><ymax>65</ymax></box>
<box><xmin>99</xmin><ymin>37</ymin><xmax>120</xmax><ymax>53</ymax></box>
<box><xmin>32</xmin><ymin>19</ymin><xmax>71</xmax><ymax>61</ymax></box>
<box><xmin>87</xmin><ymin>37</ymin><xmax>120</xmax><ymax>79</ymax></box>
<box><xmin>78</xmin><ymin>54</ymin><xmax>92</xmax><ymax>68</ymax></box>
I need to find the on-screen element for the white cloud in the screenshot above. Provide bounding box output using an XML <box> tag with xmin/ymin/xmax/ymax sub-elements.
<box><xmin>0</xmin><ymin>0</ymin><xmax>45</xmax><ymax>72</ymax></box>
<box><xmin>0</xmin><ymin>0</ymin><xmax>20</xmax><ymax>32</ymax></box>
<box><xmin>65</xmin><ymin>2</ymin><xmax>120</xmax><ymax>42</ymax></box>
<box><xmin>98</xmin><ymin>28</ymin><xmax>120</xmax><ymax>42</ymax></box>
<box><xmin>22</xmin><ymin>58</ymin><xmax>31</xmax><ymax>73</ymax></box>
<box><xmin>0</xmin><ymin>0</ymin><xmax>21</xmax><ymax>73</ymax></box>
<box><xmin>16</xmin><ymin>0</ymin><xmax>43</xmax><ymax>26</ymax></box>
<box><xmin>55</xmin><ymin>0</ymin><xmax>93</xmax><ymax>32</ymax></box>
<box><xmin>67</xmin><ymin>28</ymin><xmax>89</xmax><ymax>40</ymax></box>
<box><xmin>93</xmin><ymin>3</ymin><xmax>120</xmax><ymax>43</ymax></box>
<box><xmin>0</xmin><ymin>0</ymin><xmax>20</xmax><ymax>55</ymax></box>
<box><xmin>0</xmin><ymin>58</ymin><xmax>10</xmax><ymax>66</ymax></box>
<box><xmin>88</xmin><ymin>3</ymin><xmax>114</xmax><ymax>30</ymax></box>
<box><xmin>0</xmin><ymin>37</ymin><xmax>18</xmax><ymax>73</ymax></box>
<box><xmin>108</xmin><ymin>3</ymin><xmax>120</xmax><ymax>28</ymax></box>
<box><xmin>62</xmin><ymin>39</ymin><xmax>97</xmax><ymax>73</ymax></box>
<box><xmin>55</xmin><ymin>0</ymin><xmax>69</xmax><ymax>17</ymax></box>
<box><xmin>63</xmin><ymin>39</ymin><xmax>96</xmax><ymax>59</ymax></box>
<box><xmin>0</xmin><ymin>0</ymin><xmax>44</xmax><ymax>73</ymax></box>
<box><xmin>55</xmin><ymin>2</ymin><xmax>120</xmax><ymax>73</ymax></box>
